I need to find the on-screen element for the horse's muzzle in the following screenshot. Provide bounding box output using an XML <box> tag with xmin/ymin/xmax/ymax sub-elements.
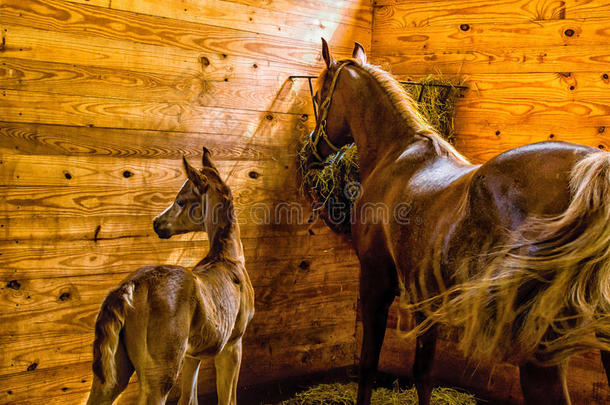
<box><xmin>153</xmin><ymin>219</ymin><xmax>171</xmax><ymax>239</ymax></box>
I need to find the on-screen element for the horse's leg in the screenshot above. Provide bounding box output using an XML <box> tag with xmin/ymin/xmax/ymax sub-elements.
<box><xmin>356</xmin><ymin>262</ymin><xmax>397</xmax><ymax>405</ymax></box>
<box><xmin>413</xmin><ymin>313</ymin><xmax>437</xmax><ymax>405</ymax></box>
<box><xmin>519</xmin><ymin>362</ymin><xmax>571</xmax><ymax>405</ymax></box>
<box><xmin>177</xmin><ymin>357</ymin><xmax>201</xmax><ymax>405</ymax></box>
<box><xmin>601</xmin><ymin>351</ymin><xmax>610</xmax><ymax>385</ymax></box>
<box><xmin>214</xmin><ymin>338</ymin><xmax>242</xmax><ymax>405</ymax></box>
<box><xmin>86</xmin><ymin>339</ymin><xmax>134</xmax><ymax>405</ymax></box>
<box><xmin>595</xmin><ymin>333</ymin><xmax>610</xmax><ymax>385</ymax></box>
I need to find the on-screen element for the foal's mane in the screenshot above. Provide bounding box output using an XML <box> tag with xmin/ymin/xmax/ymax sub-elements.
<box><xmin>200</xmin><ymin>166</ymin><xmax>238</xmax><ymax>265</ymax></box>
<box><xmin>343</xmin><ymin>60</ymin><xmax>470</xmax><ymax>164</ymax></box>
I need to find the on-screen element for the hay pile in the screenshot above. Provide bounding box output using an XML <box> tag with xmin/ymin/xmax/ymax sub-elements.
<box><xmin>271</xmin><ymin>381</ymin><xmax>476</xmax><ymax>405</ymax></box>
<box><xmin>407</xmin><ymin>77</ymin><xmax>463</xmax><ymax>145</ymax></box>
<box><xmin>298</xmin><ymin>77</ymin><xmax>464</xmax><ymax>234</ymax></box>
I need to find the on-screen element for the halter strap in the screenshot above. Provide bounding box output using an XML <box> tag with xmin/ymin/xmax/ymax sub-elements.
<box><xmin>310</xmin><ymin>60</ymin><xmax>355</xmax><ymax>162</ymax></box>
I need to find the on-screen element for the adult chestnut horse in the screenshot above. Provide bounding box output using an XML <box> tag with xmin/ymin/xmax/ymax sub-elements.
<box><xmin>310</xmin><ymin>39</ymin><xmax>610</xmax><ymax>405</ymax></box>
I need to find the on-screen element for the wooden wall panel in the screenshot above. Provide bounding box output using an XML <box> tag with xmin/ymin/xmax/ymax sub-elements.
<box><xmin>372</xmin><ymin>1</ymin><xmax>610</xmax><ymax>77</ymax></box>
<box><xmin>0</xmin><ymin>122</ymin><xmax>287</xmax><ymax>157</ymax></box>
<box><xmin>373</xmin><ymin>0</ymin><xmax>610</xmax><ymax>24</ymax></box>
<box><xmin>0</xmin><ymin>0</ymin><xmax>370</xmax><ymax>403</ymax></box>
<box><xmin>0</xmin><ymin>58</ymin><xmax>314</xmax><ymax>113</ymax></box>
<box><xmin>372</xmin><ymin>1</ymin><xmax>610</xmax><ymax>403</ymax></box>
<box><xmin>374</xmin><ymin>20</ymin><xmax>610</xmax><ymax>52</ymax></box>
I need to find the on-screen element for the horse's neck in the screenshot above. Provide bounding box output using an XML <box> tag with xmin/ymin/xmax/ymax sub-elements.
<box><xmin>201</xmin><ymin>195</ymin><xmax>244</xmax><ymax>266</ymax></box>
<box><xmin>342</xmin><ymin>67</ymin><xmax>425</xmax><ymax>179</ymax></box>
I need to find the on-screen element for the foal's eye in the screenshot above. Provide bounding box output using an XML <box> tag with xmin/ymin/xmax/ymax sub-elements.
<box><xmin>176</xmin><ymin>201</ymin><xmax>185</xmax><ymax>208</ymax></box>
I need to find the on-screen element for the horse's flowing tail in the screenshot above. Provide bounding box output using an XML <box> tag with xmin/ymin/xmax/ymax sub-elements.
<box><xmin>403</xmin><ymin>151</ymin><xmax>610</xmax><ymax>365</ymax></box>
<box><xmin>92</xmin><ymin>282</ymin><xmax>134</xmax><ymax>386</ymax></box>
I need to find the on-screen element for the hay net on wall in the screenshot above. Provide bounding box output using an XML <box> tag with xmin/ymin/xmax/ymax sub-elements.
<box><xmin>298</xmin><ymin>76</ymin><xmax>465</xmax><ymax>234</ymax></box>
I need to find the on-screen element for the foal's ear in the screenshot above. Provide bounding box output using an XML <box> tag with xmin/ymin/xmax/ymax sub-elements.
<box><xmin>182</xmin><ymin>156</ymin><xmax>208</xmax><ymax>192</ymax></box>
<box><xmin>202</xmin><ymin>146</ymin><xmax>215</xmax><ymax>168</ymax></box>
<box><xmin>352</xmin><ymin>42</ymin><xmax>367</xmax><ymax>65</ymax></box>
<box><xmin>321</xmin><ymin>38</ymin><xmax>335</xmax><ymax>69</ymax></box>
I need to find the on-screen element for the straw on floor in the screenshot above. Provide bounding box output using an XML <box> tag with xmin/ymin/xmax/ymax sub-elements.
<box><xmin>270</xmin><ymin>381</ymin><xmax>476</xmax><ymax>405</ymax></box>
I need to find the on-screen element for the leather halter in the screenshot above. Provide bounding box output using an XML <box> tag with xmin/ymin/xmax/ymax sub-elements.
<box><xmin>310</xmin><ymin>60</ymin><xmax>355</xmax><ymax>162</ymax></box>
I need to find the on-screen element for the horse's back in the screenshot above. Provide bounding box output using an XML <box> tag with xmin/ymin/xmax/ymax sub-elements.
<box><xmin>388</xmin><ymin>141</ymin><xmax>596</xmax><ymax>283</ymax></box>
<box><xmin>355</xmin><ymin>140</ymin><xmax>598</xmax><ymax>287</ymax></box>
<box><xmin>468</xmin><ymin>141</ymin><xmax>597</xmax><ymax>230</ymax></box>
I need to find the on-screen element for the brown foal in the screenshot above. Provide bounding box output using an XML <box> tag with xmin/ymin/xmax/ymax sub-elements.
<box><xmin>311</xmin><ymin>39</ymin><xmax>610</xmax><ymax>405</ymax></box>
<box><xmin>86</xmin><ymin>148</ymin><xmax>254</xmax><ymax>405</ymax></box>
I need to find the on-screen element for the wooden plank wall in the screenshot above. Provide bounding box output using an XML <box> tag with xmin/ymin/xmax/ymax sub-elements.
<box><xmin>3</xmin><ymin>0</ymin><xmax>609</xmax><ymax>403</ymax></box>
<box><xmin>0</xmin><ymin>0</ymin><xmax>371</xmax><ymax>403</ymax></box>
<box><xmin>371</xmin><ymin>1</ymin><xmax>610</xmax><ymax>404</ymax></box>
<box><xmin>372</xmin><ymin>0</ymin><xmax>610</xmax><ymax>164</ymax></box>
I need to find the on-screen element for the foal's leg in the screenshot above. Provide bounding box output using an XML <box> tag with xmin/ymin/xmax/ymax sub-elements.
<box><xmin>356</xmin><ymin>262</ymin><xmax>397</xmax><ymax>405</ymax></box>
<box><xmin>519</xmin><ymin>362</ymin><xmax>571</xmax><ymax>405</ymax></box>
<box><xmin>134</xmin><ymin>339</ymin><xmax>186</xmax><ymax>405</ymax></box>
<box><xmin>413</xmin><ymin>313</ymin><xmax>437</xmax><ymax>405</ymax></box>
<box><xmin>137</xmin><ymin>364</ymin><xmax>182</xmax><ymax>405</ymax></box>
<box><xmin>228</xmin><ymin>338</ymin><xmax>243</xmax><ymax>404</ymax></box>
<box><xmin>214</xmin><ymin>338</ymin><xmax>243</xmax><ymax>405</ymax></box>
<box><xmin>86</xmin><ymin>339</ymin><xmax>134</xmax><ymax>405</ymax></box>
<box><xmin>177</xmin><ymin>357</ymin><xmax>201</xmax><ymax>405</ymax></box>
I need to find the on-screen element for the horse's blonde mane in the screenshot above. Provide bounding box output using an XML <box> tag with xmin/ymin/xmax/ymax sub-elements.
<box><xmin>352</xmin><ymin>61</ymin><xmax>470</xmax><ymax>164</ymax></box>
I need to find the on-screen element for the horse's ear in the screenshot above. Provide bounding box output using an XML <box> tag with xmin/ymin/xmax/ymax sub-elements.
<box><xmin>352</xmin><ymin>42</ymin><xmax>367</xmax><ymax>65</ymax></box>
<box><xmin>321</xmin><ymin>37</ymin><xmax>335</xmax><ymax>69</ymax></box>
<box><xmin>202</xmin><ymin>146</ymin><xmax>215</xmax><ymax>168</ymax></box>
<box><xmin>183</xmin><ymin>156</ymin><xmax>208</xmax><ymax>192</ymax></box>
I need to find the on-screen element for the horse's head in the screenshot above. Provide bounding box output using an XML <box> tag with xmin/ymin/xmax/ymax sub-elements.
<box><xmin>153</xmin><ymin>147</ymin><xmax>230</xmax><ymax>239</ymax></box>
<box><xmin>308</xmin><ymin>38</ymin><xmax>367</xmax><ymax>164</ymax></box>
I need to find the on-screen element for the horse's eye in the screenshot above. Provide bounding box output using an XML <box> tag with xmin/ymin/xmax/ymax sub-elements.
<box><xmin>176</xmin><ymin>201</ymin><xmax>185</xmax><ymax>208</ymax></box>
